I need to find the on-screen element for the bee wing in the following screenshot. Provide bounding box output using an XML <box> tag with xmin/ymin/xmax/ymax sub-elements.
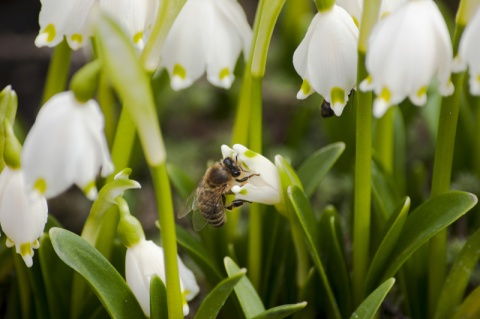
<box><xmin>192</xmin><ymin>210</ymin><xmax>209</xmax><ymax>231</ymax></box>
<box><xmin>178</xmin><ymin>190</ymin><xmax>198</xmax><ymax>219</ymax></box>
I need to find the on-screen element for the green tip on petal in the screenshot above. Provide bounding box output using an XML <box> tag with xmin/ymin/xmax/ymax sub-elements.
<box><xmin>239</xmin><ymin>188</ymin><xmax>248</xmax><ymax>195</ymax></box>
<box><xmin>133</xmin><ymin>32</ymin><xmax>143</xmax><ymax>44</ymax></box>
<box><xmin>173</xmin><ymin>64</ymin><xmax>187</xmax><ymax>79</ymax></box>
<box><xmin>416</xmin><ymin>86</ymin><xmax>427</xmax><ymax>98</ymax></box>
<box><xmin>34</xmin><ymin>178</ymin><xmax>47</xmax><ymax>195</ymax></box>
<box><xmin>44</xmin><ymin>24</ymin><xmax>57</xmax><ymax>43</ymax></box>
<box><xmin>70</xmin><ymin>34</ymin><xmax>83</xmax><ymax>45</ymax></box>
<box><xmin>301</xmin><ymin>79</ymin><xmax>311</xmax><ymax>95</ymax></box>
<box><xmin>380</xmin><ymin>87</ymin><xmax>392</xmax><ymax>103</ymax></box>
<box><xmin>219</xmin><ymin>68</ymin><xmax>230</xmax><ymax>80</ymax></box>
<box><xmin>330</xmin><ymin>87</ymin><xmax>345</xmax><ymax>106</ymax></box>
<box><xmin>83</xmin><ymin>181</ymin><xmax>98</xmax><ymax>200</ymax></box>
<box><xmin>20</xmin><ymin>242</ymin><xmax>33</xmax><ymax>258</ymax></box>
<box><xmin>243</xmin><ymin>149</ymin><xmax>257</xmax><ymax>158</ymax></box>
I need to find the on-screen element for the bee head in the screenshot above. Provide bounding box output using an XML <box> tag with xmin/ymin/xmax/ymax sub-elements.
<box><xmin>223</xmin><ymin>157</ymin><xmax>241</xmax><ymax>177</ymax></box>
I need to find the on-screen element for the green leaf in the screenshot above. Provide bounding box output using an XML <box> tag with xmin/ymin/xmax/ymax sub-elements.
<box><xmin>366</xmin><ymin>197</ymin><xmax>410</xmax><ymax>292</ymax></box>
<box><xmin>382</xmin><ymin>191</ymin><xmax>477</xmax><ymax>281</ymax></box>
<box><xmin>435</xmin><ymin>227</ymin><xmax>480</xmax><ymax>319</ymax></box>
<box><xmin>176</xmin><ymin>225</ymin><xmax>224</xmax><ymax>284</ymax></box>
<box><xmin>150</xmin><ymin>275</ymin><xmax>167</xmax><ymax>319</ymax></box>
<box><xmin>452</xmin><ymin>285</ymin><xmax>480</xmax><ymax>319</ymax></box>
<box><xmin>195</xmin><ymin>268</ymin><xmax>246</xmax><ymax>319</ymax></box>
<box><xmin>297</xmin><ymin>142</ymin><xmax>345</xmax><ymax>197</ymax></box>
<box><xmin>287</xmin><ymin>185</ymin><xmax>341</xmax><ymax>319</ymax></box>
<box><xmin>371</xmin><ymin>158</ymin><xmax>402</xmax><ymax>221</ymax></box>
<box><xmin>96</xmin><ymin>13</ymin><xmax>165</xmax><ymax>166</ymax></box>
<box><xmin>167</xmin><ymin>163</ymin><xmax>197</xmax><ymax>199</ymax></box>
<box><xmin>251</xmin><ymin>302</ymin><xmax>308</xmax><ymax>319</ymax></box>
<box><xmin>39</xmin><ymin>234</ymin><xmax>73</xmax><ymax>319</ymax></box>
<box><xmin>349</xmin><ymin>278</ymin><xmax>395</xmax><ymax>319</ymax></box>
<box><xmin>49</xmin><ymin>228</ymin><xmax>146</xmax><ymax>319</ymax></box>
<box><xmin>224</xmin><ymin>257</ymin><xmax>265</xmax><ymax>318</ymax></box>
<box><xmin>319</xmin><ymin>206</ymin><xmax>352</xmax><ymax>318</ymax></box>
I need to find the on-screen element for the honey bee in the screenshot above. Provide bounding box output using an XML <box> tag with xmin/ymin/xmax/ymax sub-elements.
<box><xmin>179</xmin><ymin>156</ymin><xmax>259</xmax><ymax>231</ymax></box>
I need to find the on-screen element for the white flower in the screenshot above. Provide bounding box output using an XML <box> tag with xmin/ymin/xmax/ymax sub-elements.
<box><xmin>21</xmin><ymin>91</ymin><xmax>113</xmax><ymax>200</ymax></box>
<box><xmin>161</xmin><ymin>0</ymin><xmax>252</xmax><ymax>90</ymax></box>
<box><xmin>126</xmin><ymin>239</ymin><xmax>199</xmax><ymax>317</ymax></box>
<box><xmin>359</xmin><ymin>0</ymin><xmax>454</xmax><ymax>118</ymax></box>
<box><xmin>221</xmin><ymin>144</ymin><xmax>281</xmax><ymax>205</ymax></box>
<box><xmin>0</xmin><ymin>167</ymin><xmax>48</xmax><ymax>267</ymax></box>
<box><xmin>453</xmin><ymin>6</ymin><xmax>480</xmax><ymax>95</ymax></box>
<box><xmin>337</xmin><ymin>0</ymin><xmax>407</xmax><ymax>25</ymax></box>
<box><xmin>35</xmin><ymin>0</ymin><xmax>158</xmax><ymax>50</ymax></box>
<box><xmin>293</xmin><ymin>5</ymin><xmax>358</xmax><ymax>116</ymax></box>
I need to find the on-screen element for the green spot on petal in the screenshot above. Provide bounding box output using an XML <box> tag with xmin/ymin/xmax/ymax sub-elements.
<box><xmin>133</xmin><ymin>32</ymin><xmax>143</xmax><ymax>44</ymax></box>
<box><xmin>173</xmin><ymin>64</ymin><xmax>186</xmax><ymax>79</ymax></box>
<box><xmin>366</xmin><ymin>75</ymin><xmax>373</xmax><ymax>84</ymax></box>
<box><xmin>219</xmin><ymin>68</ymin><xmax>230</xmax><ymax>80</ymax></box>
<box><xmin>380</xmin><ymin>87</ymin><xmax>391</xmax><ymax>103</ymax></box>
<box><xmin>417</xmin><ymin>86</ymin><xmax>427</xmax><ymax>98</ymax></box>
<box><xmin>243</xmin><ymin>150</ymin><xmax>257</xmax><ymax>158</ymax></box>
<box><xmin>300</xmin><ymin>79</ymin><xmax>311</xmax><ymax>95</ymax></box>
<box><xmin>20</xmin><ymin>242</ymin><xmax>32</xmax><ymax>257</ymax></box>
<box><xmin>34</xmin><ymin>178</ymin><xmax>47</xmax><ymax>194</ymax></box>
<box><xmin>239</xmin><ymin>189</ymin><xmax>247</xmax><ymax>195</ymax></box>
<box><xmin>71</xmin><ymin>33</ymin><xmax>83</xmax><ymax>44</ymax></box>
<box><xmin>44</xmin><ymin>24</ymin><xmax>56</xmax><ymax>42</ymax></box>
<box><xmin>330</xmin><ymin>87</ymin><xmax>345</xmax><ymax>105</ymax></box>
<box><xmin>477</xmin><ymin>74</ymin><xmax>480</xmax><ymax>83</ymax></box>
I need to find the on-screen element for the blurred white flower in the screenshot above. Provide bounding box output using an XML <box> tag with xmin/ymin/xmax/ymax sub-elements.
<box><xmin>337</xmin><ymin>0</ymin><xmax>407</xmax><ymax>25</ymax></box>
<box><xmin>21</xmin><ymin>91</ymin><xmax>113</xmax><ymax>200</ymax></box>
<box><xmin>359</xmin><ymin>0</ymin><xmax>453</xmax><ymax>117</ymax></box>
<box><xmin>126</xmin><ymin>239</ymin><xmax>199</xmax><ymax>317</ymax></box>
<box><xmin>293</xmin><ymin>5</ymin><xmax>358</xmax><ymax>116</ymax></box>
<box><xmin>35</xmin><ymin>0</ymin><xmax>158</xmax><ymax>50</ymax></box>
<box><xmin>221</xmin><ymin>144</ymin><xmax>281</xmax><ymax>205</ymax></box>
<box><xmin>0</xmin><ymin>167</ymin><xmax>48</xmax><ymax>267</ymax></box>
<box><xmin>161</xmin><ymin>0</ymin><xmax>252</xmax><ymax>90</ymax></box>
<box><xmin>453</xmin><ymin>6</ymin><xmax>480</xmax><ymax>95</ymax></box>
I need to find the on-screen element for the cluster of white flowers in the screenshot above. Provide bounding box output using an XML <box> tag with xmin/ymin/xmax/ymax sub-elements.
<box><xmin>293</xmin><ymin>0</ymin><xmax>480</xmax><ymax>117</ymax></box>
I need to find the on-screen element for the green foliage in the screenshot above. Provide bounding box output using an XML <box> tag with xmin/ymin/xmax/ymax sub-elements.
<box><xmin>349</xmin><ymin>278</ymin><xmax>395</xmax><ymax>319</ymax></box>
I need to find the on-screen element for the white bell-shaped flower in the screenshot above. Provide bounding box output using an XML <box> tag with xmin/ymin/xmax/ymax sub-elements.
<box><xmin>35</xmin><ymin>0</ymin><xmax>158</xmax><ymax>50</ymax></box>
<box><xmin>126</xmin><ymin>239</ymin><xmax>199</xmax><ymax>317</ymax></box>
<box><xmin>161</xmin><ymin>0</ymin><xmax>252</xmax><ymax>90</ymax></box>
<box><xmin>453</xmin><ymin>7</ymin><xmax>480</xmax><ymax>95</ymax></box>
<box><xmin>21</xmin><ymin>91</ymin><xmax>113</xmax><ymax>200</ymax></box>
<box><xmin>293</xmin><ymin>5</ymin><xmax>358</xmax><ymax>116</ymax></box>
<box><xmin>359</xmin><ymin>0</ymin><xmax>454</xmax><ymax>118</ymax></box>
<box><xmin>0</xmin><ymin>167</ymin><xmax>48</xmax><ymax>267</ymax></box>
<box><xmin>221</xmin><ymin>144</ymin><xmax>281</xmax><ymax>205</ymax></box>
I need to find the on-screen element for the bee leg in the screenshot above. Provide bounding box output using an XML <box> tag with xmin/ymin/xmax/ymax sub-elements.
<box><xmin>235</xmin><ymin>173</ymin><xmax>260</xmax><ymax>183</ymax></box>
<box><xmin>225</xmin><ymin>199</ymin><xmax>251</xmax><ymax>211</ymax></box>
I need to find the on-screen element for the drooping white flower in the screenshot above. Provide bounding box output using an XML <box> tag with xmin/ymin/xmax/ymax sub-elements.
<box><xmin>453</xmin><ymin>6</ymin><xmax>480</xmax><ymax>95</ymax></box>
<box><xmin>221</xmin><ymin>144</ymin><xmax>281</xmax><ymax>205</ymax></box>
<box><xmin>359</xmin><ymin>0</ymin><xmax>454</xmax><ymax>118</ymax></box>
<box><xmin>126</xmin><ymin>239</ymin><xmax>199</xmax><ymax>317</ymax></box>
<box><xmin>21</xmin><ymin>91</ymin><xmax>113</xmax><ymax>200</ymax></box>
<box><xmin>161</xmin><ymin>0</ymin><xmax>252</xmax><ymax>90</ymax></box>
<box><xmin>0</xmin><ymin>167</ymin><xmax>48</xmax><ymax>267</ymax></box>
<box><xmin>337</xmin><ymin>0</ymin><xmax>407</xmax><ymax>25</ymax></box>
<box><xmin>35</xmin><ymin>0</ymin><xmax>158</xmax><ymax>50</ymax></box>
<box><xmin>293</xmin><ymin>5</ymin><xmax>358</xmax><ymax>116</ymax></box>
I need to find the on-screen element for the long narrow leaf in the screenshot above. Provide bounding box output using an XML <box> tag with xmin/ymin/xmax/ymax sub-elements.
<box><xmin>251</xmin><ymin>302</ymin><xmax>308</xmax><ymax>319</ymax></box>
<box><xmin>452</xmin><ymin>285</ymin><xmax>480</xmax><ymax>319</ymax></box>
<box><xmin>195</xmin><ymin>269</ymin><xmax>246</xmax><ymax>319</ymax></box>
<box><xmin>49</xmin><ymin>228</ymin><xmax>146</xmax><ymax>319</ymax></box>
<box><xmin>150</xmin><ymin>275</ymin><xmax>168</xmax><ymax>319</ymax></box>
<box><xmin>349</xmin><ymin>278</ymin><xmax>395</xmax><ymax>319</ymax></box>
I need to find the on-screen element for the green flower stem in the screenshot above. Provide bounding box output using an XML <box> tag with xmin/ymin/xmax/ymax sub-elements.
<box><xmin>474</xmin><ymin>97</ymin><xmax>480</xmax><ymax>177</ymax></box>
<box><xmin>97</xmin><ymin>73</ymin><xmax>117</xmax><ymax>147</ymax></box>
<box><xmin>141</xmin><ymin>0</ymin><xmax>186</xmax><ymax>71</ymax></box>
<box><xmin>353</xmin><ymin>0</ymin><xmax>380</xmax><ymax>306</ymax></box>
<box><xmin>150</xmin><ymin>163</ymin><xmax>183</xmax><ymax>319</ymax></box>
<box><xmin>373</xmin><ymin>107</ymin><xmax>394</xmax><ymax>173</ymax></box>
<box><xmin>108</xmin><ymin>109</ymin><xmax>136</xmax><ymax>181</ymax></box>
<box><xmin>428</xmin><ymin>21</ymin><xmax>466</xmax><ymax>317</ymax></box>
<box><xmin>41</xmin><ymin>40</ymin><xmax>71</xmax><ymax>104</ymax></box>
<box><xmin>313</xmin><ymin>0</ymin><xmax>335</xmax><ymax>12</ymax></box>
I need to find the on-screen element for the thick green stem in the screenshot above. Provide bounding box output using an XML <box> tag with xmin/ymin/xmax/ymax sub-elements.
<box><xmin>108</xmin><ymin>109</ymin><xmax>136</xmax><ymax>181</ymax></box>
<box><xmin>97</xmin><ymin>73</ymin><xmax>117</xmax><ymax>147</ymax></box>
<box><xmin>428</xmin><ymin>21</ymin><xmax>466</xmax><ymax>317</ymax></box>
<box><xmin>373</xmin><ymin>107</ymin><xmax>394</xmax><ymax>173</ymax></box>
<box><xmin>41</xmin><ymin>40</ymin><xmax>71</xmax><ymax>103</ymax></box>
<box><xmin>150</xmin><ymin>163</ymin><xmax>183</xmax><ymax>319</ymax></box>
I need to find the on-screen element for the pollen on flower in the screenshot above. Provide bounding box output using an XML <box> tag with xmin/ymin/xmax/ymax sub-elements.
<box><xmin>34</xmin><ymin>178</ymin><xmax>47</xmax><ymax>195</ymax></box>
<box><xmin>173</xmin><ymin>64</ymin><xmax>187</xmax><ymax>79</ymax></box>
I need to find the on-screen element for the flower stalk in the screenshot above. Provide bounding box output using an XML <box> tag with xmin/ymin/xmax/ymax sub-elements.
<box><xmin>353</xmin><ymin>0</ymin><xmax>380</xmax><ymax>306</ymax></box>
<box><xmin>41</xmin><ymin>40</ymin><xmax>71</xmax><ymax>104</ymax></box>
